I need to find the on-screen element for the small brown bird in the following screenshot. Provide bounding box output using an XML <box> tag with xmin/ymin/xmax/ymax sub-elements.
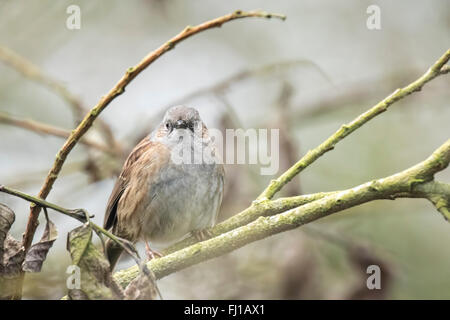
<box><xmin>104</xmin><ymin>106</ymin><xmax>224</xmax><ymax>270</ymax></box>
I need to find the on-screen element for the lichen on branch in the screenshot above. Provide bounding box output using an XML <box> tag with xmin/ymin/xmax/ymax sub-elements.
<box><xmin>114</xmin><ymin>139</ymin><xmax>449</xmax><ymax>288</ymax></box>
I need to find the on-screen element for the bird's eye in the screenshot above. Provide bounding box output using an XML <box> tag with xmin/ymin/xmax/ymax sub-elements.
<box><xmin>165</xmin><ymin>122</ymin><xmax>172</xmax><ymax>131</ymax></box>
<box><xmin>188</xmin><ymin>122</ymin><xmax>194</xmax><ymax>132</ymax></box>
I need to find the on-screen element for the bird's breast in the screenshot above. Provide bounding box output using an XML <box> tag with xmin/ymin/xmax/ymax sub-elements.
<box><xmin>140</xmin><ymin>161</ymin><xmax>223</xmax><ymax>245</ymax></box>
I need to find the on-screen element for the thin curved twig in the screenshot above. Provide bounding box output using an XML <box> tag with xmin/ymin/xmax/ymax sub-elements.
<box><xmin>0</xmin><ymin>45</ymin><xmax>119</xmax><ymax>151</ymax></box>
<box><xmin>257</xmin><ymin>49</ymin><xmax>450</xmax><ymax>200</ymax></box>
<box><xmin>21</xmin><ymin>10</ymin><xmax>286</xmax><ymax>251</ymax></box>
<box><xmin>0</xmin><ymin>112</ymin><xmax>118</xmax><ymax>156</ymax></box>
<box><xmin>0</xmin><ymin>185</ymin><xmax>88</xmax><ymax>222</ymax></box>
<box><xmin>0</xmin><ymin>185</ymin><xmax>146</xmax><ymax>270</ymax></box>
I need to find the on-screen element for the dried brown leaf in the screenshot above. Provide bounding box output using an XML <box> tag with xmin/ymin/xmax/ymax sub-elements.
<box><xmin>0</xmin><ymin>203</ymin><xmax>24</xmax><ymax>300</ymax></box>
<box><xmin>22</xmin><ymin>218</ymin><xmax>58</xmax><ymax>272</ymax></box>
<box><xmin>67</xmin><ymin>225</ymin><xmax>122</xmax><ymax>299</ymax></box>
<box><xmin>0</xmin><ymin>203</ymin><xmax>15</xmax><ymax>266</ymax></box>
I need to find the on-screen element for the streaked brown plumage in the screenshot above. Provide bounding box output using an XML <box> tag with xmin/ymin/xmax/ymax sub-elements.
<box><xmin>104</xmin><ymin>106</ymin><xmax>224</xmax><ymax>270</ymax></box>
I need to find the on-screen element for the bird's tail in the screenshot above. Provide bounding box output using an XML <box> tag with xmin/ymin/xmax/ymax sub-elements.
<box><xmin>105</xmin><ymin>238</ymin><xmax>123</xmax><ymax>271</ymax></box>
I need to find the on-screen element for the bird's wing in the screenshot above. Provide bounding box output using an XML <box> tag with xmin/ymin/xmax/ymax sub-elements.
<box><xmin>104</xmin><ymin>136</ymin><xmax>155</xmax><ymax>230</ymax></box>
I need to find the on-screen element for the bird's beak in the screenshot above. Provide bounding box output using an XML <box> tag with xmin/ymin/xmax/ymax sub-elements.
<box><xmin>174</xmin><ymin>119</ymin><xmax>188</xmax><ymax>129</ymax></box>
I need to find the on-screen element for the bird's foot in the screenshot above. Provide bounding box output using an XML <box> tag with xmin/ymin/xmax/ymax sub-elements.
<box><xmin>145</xmin><ymin>241</ymin><xmax>163</xmax><ymax>260</ymax></box>
<box><xmin>191</xmin><ymin>228</ymin><xmax>213</xmax><ymax>242</ymax></box>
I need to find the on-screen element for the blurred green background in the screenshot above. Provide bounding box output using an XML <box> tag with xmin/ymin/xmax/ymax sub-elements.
<box><xmin>0</xmin><ymin>0</ymin><xmax>449</xmax><ymax>299</ymax></box>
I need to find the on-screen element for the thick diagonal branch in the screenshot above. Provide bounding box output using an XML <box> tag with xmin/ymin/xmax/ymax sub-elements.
<box><xmin>161</xmin><ymin>49</ymin><xmax>450</xmax><ymax>254</ymax></box>
<box><xmin>114</xmin><ymin>139</ymin><xmax>449</xmax><ymax>287</ymax></box>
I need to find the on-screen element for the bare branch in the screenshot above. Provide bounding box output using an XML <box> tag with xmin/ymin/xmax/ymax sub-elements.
<box><xmin>132</xmin><ymin>59</ymin><xmax>331</xmax><ymax>143</ymax></box>
<box><xmin>257</xmin><ymin>49</ymin><xmax>450</xmax><ymax>200</ymax></box>
<box><xmin>169</xmin><ymin>59</ymin><xmax>330</xmax><ymax>106</ymax></box>
<box><xmin>0</xmin><ymin>185</ymin><xmax>88</xmax><ymax>222</ymax></box>
<box><xmin>0</xmin><ymin>45</ymin><xmax>118</xmax><ymax>150</ymax></box>
<box><xmin>160</xmin><ymin>49</ymin><xmax>450</xmax><ymax>255</ymax></box>
<box><xmin>0</xmin><ymin>185</ymin><xmax>144</xmax><ymax>265</ymax></box>
<box><xmin>112</xmin><ymin>50</ymin><xmax>449</xmax><ymax>287</ymax></box>
<box><xmin>0</xmin><ymin>111</ymin><xmax>118</xmax><ymax>156</ymax></box>
<box><xmin>2</xmin><ymin>47</ymin><xmax>447</xmax><ymax>299</ymax></box>
<box><xmin>21</xmin><ymin>10</ymin><xmax>286</xmax><ymax>251</ymax></box>
<box><xmin>114</xmin><ymin>139</ymin><xmax>449</xmax><ymax>287</ymax></box>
